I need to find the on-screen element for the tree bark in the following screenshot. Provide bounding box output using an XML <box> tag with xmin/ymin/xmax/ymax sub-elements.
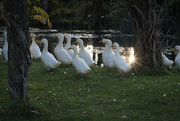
<box><xmin>5</xmin><ymin>0</ymin><xmax>32</xmax><ymax>111</ymax></box>
<box><xmin>91</xmin><ymin>0</ymin><xmax>103</xmax><ymax>30</ymax></box>
<box><xmin>126</xmin><ymin>0</ymin><xmax>162</xmax><ymax>69</ymax></box>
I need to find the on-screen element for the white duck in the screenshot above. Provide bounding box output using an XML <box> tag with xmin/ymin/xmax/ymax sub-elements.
<box><xmin>161</xmin><ymin>52</ymin><xmax>173</xmax><ymax>67</ymax></box>
<box><xmin>173</xmin><ymin>45</ymin><xmax>180</xmax><ymax>70</ymax></box>
<box><xmin>0</xmin><ymin>48</ymin><xmax>2</xmax><ymax>55</ymax></box>
<box><xmin>111</xmin><ymin>42</ymin><xmax>133</xmax><ymax>76</ymax></box>
<box><xmin>68</xmin><ymin>45</ymin><xmax>91</xmax><ymax>75</ymax></box>
<box><xmin>40</xmin><ymin>38</ymin><xmax>60</xmax><ymax>69</ymax></box>
<box><xmin>54</xmin><ymin>33</ymin><xmax>72</xmax><ymax>65</ymax></box>
<box><xmin>2</xmin><ymin>32</ymin><xmax>8</xmax><ymax>63</ymax></box>
<box><xmin>64</xmin><ymin>33</ymin><xmax>74</xmax><ymax>58</ymax></box>
<box><xmin>30</xmin><ymin>33</ymin><xmax>41</xmax><ymax>59</ymax></box>
<box><xmin>75</xmin><ymin>38</ymin><xmax>94</xmax><ymax>67</ymax></box>
<box><xmin>103</xmin><ymin>39</ymin><xmax>115</xmax><ymax>68</ymax></box>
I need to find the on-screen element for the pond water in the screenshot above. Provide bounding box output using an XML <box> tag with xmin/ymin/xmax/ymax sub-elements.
<box><xmin>30</xmin><ymin>28</ymin><xmax>135</xmax><ymax>66</ymax></box>
<box><xmin>1</xmin><ymin>27</ymin><xmax>179</xmax><ymax>66</ymax></box>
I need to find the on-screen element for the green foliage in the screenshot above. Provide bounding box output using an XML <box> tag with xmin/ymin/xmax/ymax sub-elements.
<box><xmin>0</xmin><ymin>0</ymin><xmax>52</xmax><ymax>28</ymax></box>
<box><xmin>0</xmin><ymin>56</ymin><xmax>180</xmax><ymax>120</ymax></box>
<box><xmin>111</xmin><ymin>0</ymin><xmax>132</xmax><ymax>34</ymax></box>
<box><xmin>0</xmin><ymin>2</ymin><xmax>9</xmax><ymax>26</ymax></box>
<box><xmin>165</xmin><ymin>0</ymin><xmax>180</xmax><ymax>6</ymax></box>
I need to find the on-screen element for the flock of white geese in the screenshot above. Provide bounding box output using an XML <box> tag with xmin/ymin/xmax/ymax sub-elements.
<box><xmin>0</xmin><ymin>32</ymin><xmax>180</xmax><ymax>76</ymax></box>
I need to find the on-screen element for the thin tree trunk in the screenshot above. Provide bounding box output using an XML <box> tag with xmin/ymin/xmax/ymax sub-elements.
<box><xmin>126</xmin><ymin>0</ymin><xmax>162</xmax><ymax>69</ymax></box>
<box><xmin>91</xmin><ymin>0</ymin><xmax>103</xmax><ymax>30</ymax></box>
<box><xmin>5</xmin><ymin>0</ymin><xmax>32</xmax><ymax>111</ymax></box>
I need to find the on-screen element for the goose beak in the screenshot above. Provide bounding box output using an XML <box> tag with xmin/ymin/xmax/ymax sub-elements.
<box><xmin>74</xmin><ymin>41</ymin><xmax>77</xmax><ymax>44</ymax></box>
<box><xmin>172</xmin><ymin>48</ymin><xmax>176</xmax><ymax>51</ymax></box>
<box><xmin>53</xmin><ymin>35</ymin><xmax>58</xmax><ymax>38</ymax></box>
<box><xmin>36</xmin><ymin>40</ymin><xmax>43</xmax><ymax>44</ymax></box>
<box><xmin>111</xmin><ymin>45</ymin><xmax>114</xmax><ymax>47</ymax></box>
<box><xmin>99</xmin><ymin>40</ymin><xmax>106</xmax><ymax>44</ymax></box>
<box><xmin>67</xmin><ymin>47</ymin><xmax>72</xmax><ymax>50</ymax></box>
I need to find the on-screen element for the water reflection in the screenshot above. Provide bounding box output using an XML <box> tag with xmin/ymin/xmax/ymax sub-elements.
<box><xmin>34</xmin><ymin>31</ymin><xmax>135</xmax><ymax>67</ymax></box>
<box><xmin>1</xmin><ymin>27</ymin><xmax>179</xmax><ymax>66</ymax></box>
<box><xmin>128</xmin><ymin>48</ymin><xmax>135</xmax><ymax>65</ymax></box>
<box><xmin>76</xmin><ymin>38</ymin><xmax>135</xmax><ymax>67</ymax></box>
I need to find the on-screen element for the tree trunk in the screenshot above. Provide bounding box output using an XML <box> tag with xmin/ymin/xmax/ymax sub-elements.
<box><xmin>5</xmin><ymin>0</ymin><xmax>32</xmax><ymax>111</ymax></box>
<box><xmin>91</xmin><ymin>0</ymin><xmax>103</xmax><ymax>30</ymax></box>
<box><xmin>126</xmin><ymin>0</ymin><xmax>162</xmax><ymax>69</ymax></box>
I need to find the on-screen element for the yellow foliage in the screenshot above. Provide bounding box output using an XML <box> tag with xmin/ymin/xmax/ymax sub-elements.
<box><xmin>31</xmin><ymin>6</ymin><xmax>52</xmax><ymax>28</ymax></box>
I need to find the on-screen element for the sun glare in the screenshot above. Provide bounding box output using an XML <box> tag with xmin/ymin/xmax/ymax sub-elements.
<box><xmin>129</xmin><ymin>48</ymin><xmax>135</xmax><ymax>64</ymax></box>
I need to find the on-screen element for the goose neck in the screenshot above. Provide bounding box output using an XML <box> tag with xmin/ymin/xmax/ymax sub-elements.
<box><xmin>32</xmin><ymin>38</ymin><xmax>36</xmax><ymax>44</ymax></box>
<box><xmin>79</xmin><ymin>42</ymin><xmax>85</xmax><ymax>50</ymax></box>
<box><xmin>115</xmin><ymin>46</ymin><xmax>120</xmax><ymax>55</ymax></box>
<box><xmin>65</xmin><ymin>38</ymin><xmax>71</xmax><ymax>48</ymax></box>
<box><xmin>43</xmin><ymin>42</ymin><xmax>48</xmax><ymax>52</ymax></box>
<box><xmin>177</xmin><ymin>51</ymin><xmax>180</xmax><ymax>57</ymax></box>
<box><xmin>57</xmin><ymin>38</ymin><xmax>63</xmax><ymax>48</ymax></box>
<box><xmin>73</xmin><ymin>48</ymin><xmax>78</xmax><ymax>59</ymax></box>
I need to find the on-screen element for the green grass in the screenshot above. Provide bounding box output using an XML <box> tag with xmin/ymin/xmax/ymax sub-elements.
<box><xmin>0</xmin><ymin>55</ymin><xmax>180</xmax><ymax>121</ymax></box>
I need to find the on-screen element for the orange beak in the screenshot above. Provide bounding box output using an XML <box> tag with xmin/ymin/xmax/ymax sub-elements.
<box><xmin>74</xmin><ymin>41</ymin><xmax>77</xmax><ymax>44</ymax></box>
<box><xmin>53</xmin><ymin>35</ymin><xmax>58</xmax><ymax>38</ymax></box>
<box><xmin>99</xmin><ymin>40</ymin><xmax>106</xmax><ymax>44</ymax></box>
<box><xmin>67</xmin><ymin>47</ymin><xmax>72</xmax><ymax>50</ymax></box>
<box><xmin>172</xmin><ymin>48</ymin><xmax>176</xmax><ymax>51</ymax></box>
<box><xmin>36</xmin><ymin>40</ymin><xmax>42</xmax><ymax>44</ymax></box>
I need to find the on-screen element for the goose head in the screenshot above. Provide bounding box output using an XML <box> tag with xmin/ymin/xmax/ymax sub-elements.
<box><xmin>3</xmin><ymin>32</ymin><xmax>7</xmax><ymax>37</ymax></box>
<box><xmin>68</xmin><ymin>45</ymin><xmax>77</xmax><ymax>51</ymax></box>
<box><xmin>99</xmin><ymin>38</ymin><xmax>106</xmax><ymax>44</ymax></box>
<box><xmin>64</xmin><ymin>33</ymin><xmax>71</xmax><ymax>40</ymax></box>
<box><xmin>76</xmin><ymin>38</ymin><xmax>83</xmax><ymax>44</ymax></box>
<box><xmin>175</xmin><ymin>45</ymin><xmax>180</xmax><ymax>51</ymax></box>
<box><xmin>56</xmin><ymin>33</ymin><xmax>64</xmax><ymax>41</ymax></box>
<box><xmin>30</xmin><ymin>33</ymin><xmax>36</xmax><ymax>40</ymax></box>
<box><xmin>111</xmin><ymin>42</ymin><xmax>119</xmax><ymax>49</ymax></box>
<box><xmin>104</xmin><ymin>39</ymin><xmax>112</xmax><ymax>46</ymax></box>
<box><xmin>41</xmin><ymin>38</ymin><xmax>48</xmax><ymax>44</ymax></box>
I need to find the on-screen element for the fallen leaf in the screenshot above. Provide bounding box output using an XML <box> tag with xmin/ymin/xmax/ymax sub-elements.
<box><xmin>121</xmin><ymin>116</ymin><xmax>127</xmax><ymax>118</ymax></box>
<box><xmin>87</xmin><ymin>117</ymin><xmax>92</xmax><ymax>120</ymax></box>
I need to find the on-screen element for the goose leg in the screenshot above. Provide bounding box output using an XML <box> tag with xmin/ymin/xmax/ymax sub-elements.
<box><xmin>122</xmin><ymin>71</ymin><xmax>125</xmax><ymax>77</ymax></box>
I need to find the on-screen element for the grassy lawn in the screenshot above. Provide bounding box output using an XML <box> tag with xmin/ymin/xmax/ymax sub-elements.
<box><xmin>0</xmin><ymin>55</ymin><xmax>180</xmax><ymax>121</ymax></box>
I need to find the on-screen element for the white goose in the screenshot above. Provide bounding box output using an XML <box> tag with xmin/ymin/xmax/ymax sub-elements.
<box><xmin>0</xmin><ymin>48</ymin><xmax>2</xmax><ymax>55</ymax></box>
<box><xmin>173</xmin><ymin>45</ymin><xmax>180</xmax><ymax>70</ymax></box>
<box><xmin>75</xmin><ymin>38</ymin><xmax>95</xmax><ymax>67</ymax></box>
<box><xmin>64</xmin><ymin>33</ymin><xmax>74</xmax><ymax>58</ymax></box>
<box><xmin>40</xmin><ymin>38</ymin><xmax>60</xmax><ymax>69</ymax></box>
<box><xmin>103</xmin><ymin>39</ymin><xmax>115</xmax><ymax>68</ymax></box>
<box><xmin>2</xmin><ymin>32</ymin><xmax>8</xmax><ymax>63</ymax></box>
<box><xmin>112</xmin><ymin>42</ymin><xmax>133</xmax><ymax>75</ymax></box>
<box><xmin>161</xmin><ymin>52</ymin><xmax>173</xmax><ymax>67</ymax></box>
<box><xmin>30</xmin><ymin>33</ymin><xmax>41</xmax><ymax>59</ymax></box>
<box><xmin>68</xmin><ymin>45</ymin><xmax>91</xmax><ymax>75</ymax></box>
<box><xmin>54</xmin><ymin>33</ymin><xmax>72</xmax><ymax>65</ymax></box>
